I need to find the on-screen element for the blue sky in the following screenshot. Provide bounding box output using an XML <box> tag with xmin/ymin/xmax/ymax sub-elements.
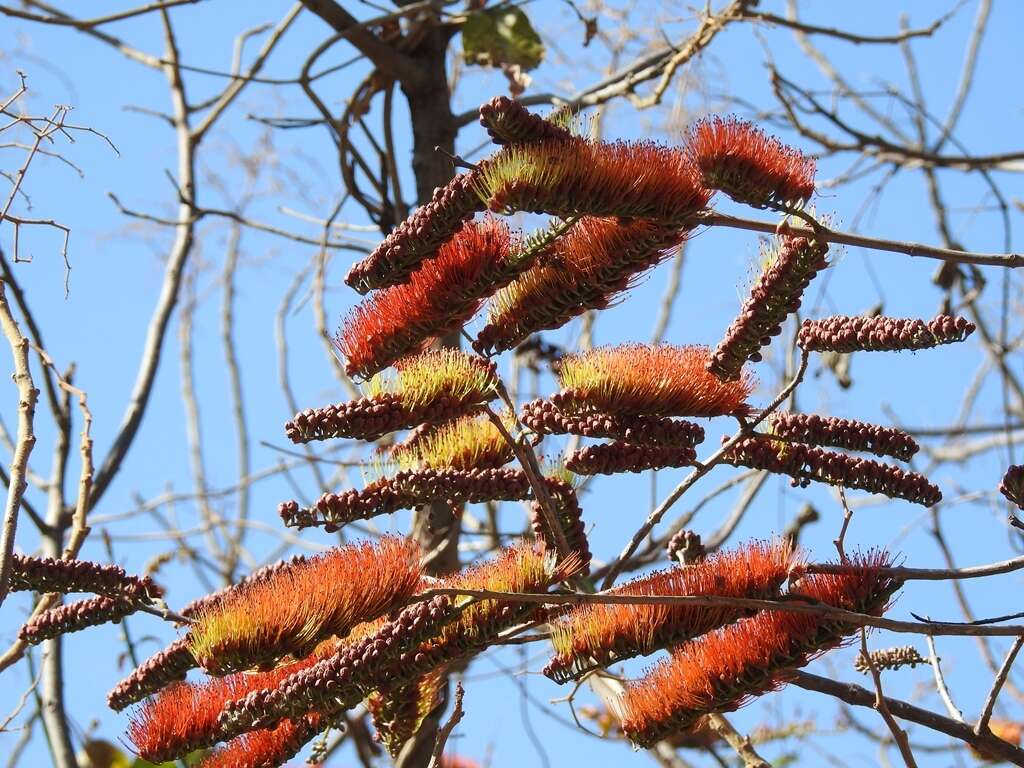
<box><xmin>2</xmin><ymin>1</ymin><xmax>1024</xmax><ymax>765</ymax></box>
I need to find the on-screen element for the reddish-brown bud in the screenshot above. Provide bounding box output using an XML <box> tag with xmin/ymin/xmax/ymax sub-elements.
<box><xmin>519</xmin><ymin>398</ymin><xmax>705</xmax><ymax>447</ymax></box>
<box><xmin>798</xmin><ymin>314</ymin><xmax>975</xmax><ymax>353</ymax></box>
<box><xmin>108</xmin><ymin>638</ymin><xmax>196</xmax><ymax>711</ymax></box>
<box><xmin>565</xmin><ymin>440</ymin><xmax>697</xmax><ymax>475</ymax></box>
<box><xmin>19</xmin><ymin>595</ymin><xmax>138</xmax><ymax>645</ymax></box>
<box><xmin>767</xmin><ymin>412</ymin><xmax>918</xmax><ymax>462</ymax></box>
<box><xmin>8</xmin><ymin>553</ymin><xmax>162</xmax><ymax>600</ymax></box>
<box><xmin>478</xmin><ymin>96</ymin><xmax>574</xmax><ymax>146</ymax></box>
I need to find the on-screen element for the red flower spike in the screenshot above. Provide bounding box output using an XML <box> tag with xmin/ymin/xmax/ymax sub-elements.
<box><xmin>565</xmin><ymin>440</ymin><xmax>697</xmax><ymax>475</ymax></box>
<box><xmin>553</xmin><ymin>344</ymin><xmax>754</xmax><ymax>418</ymax></box>
<box><xmin>18</xmin><ymin>595</ymin><xmax>139</xmax><ymax>645</ymax></box>
<box><xmin>216</xmin><ymin>597</ymin><xmax>454</xmax><ymax>739</ymax></box>
<box><xmin>722</xmin><ymin>436</ymin><xmax>941</xmax><ymax>507</ymax></box>
<box><xmin>280</xmin><ymin>467</ymin><xmax>533</xmax><ymax>531</ymax></box>
<box><xmin>180</xmin><ymin>554</ymin><xmax>310</xmax><ymax>620</ymax></box>
<box><xmin>478</xmin><ymin>96</ymin><xmax>575</xmax><ymax>146</ymax></box>
<box><xmin>126</xmin><ymin>643</ymin><xmax>332</xmax><ymax>762</ymax></box>
<box><xmin>520</xmin><ymin>397</ymin><xmax>705</xmax><ymax>447</ymax></box>
<box><xmin>797</xmin><ymin>314</ymin><xmax>975</xmax><ymax>353</ymax></box>
<box><xmin>108</xmin><ymin>638</ymin><xmax>197</xmax><ymax>711</ymax></box>
<box><xmin>285</xmin><ymin>350</ymin><xmax>498</xmax><ymax>443</ymax></box>
<box><xmin>767</xmin><ymin>413</ymin><xmax>919</xmax><ymax>462</ymax></box>
<box><xmin>197</xmin><ymin>715</ymin><xmax>321</xmax><ymax>768</ymax></box>
<box><xmin>686</xmin><ymin>116</ymin><xmax>816</xmax><ymax>208</ymax></box>
<box><xmin>1000</xmin><ymin>465</ymin><xmax>1024</xmax><ymax>509</ymax></box>
<box><xmin>474</xmin><ymin>217</ymin><xmax>686</xmax><ymax>355</ymax></box>
<box><xmin>708</xmin><ymin>235</ymin><xmax>829</xmax><ymax>381</ymax></box>
<box><xmin>186</xmin><ymin>537</ymin><xmax>421</xmax><ymax>675</ymax></box>
<box><xmin>616</xmin><ymin>551</ymin><xmax>900</xmax><ymax>747</ymax></box>
<box><xmin>544</xmin><ymin>540</ymin><xmax>795</xmax><ymax>683</ymax></box>
<box><xmin>474</xmin><ymin>137</ymin><xmax>710</xmax><ymax>224</ymax></box>
<box><xmin>337</xmin><ymin>218</ymin><xmax>518</xmax><ymax>379</ymax></box>
<box><xmin>346</xmin><ymin>171</ymin><xmax>486</xmax><ymax>293</ymax></box>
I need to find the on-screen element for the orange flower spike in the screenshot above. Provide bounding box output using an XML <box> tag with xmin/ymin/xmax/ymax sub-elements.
<box><xmin>617</xmin><ymin>551</ymin><xmax>901</xmax><ymax>748</ymax></box>
<box><xmin>390</xmin><ymin>411</ymin><xmax>515</xmax><ymax>472</ymax></box>
<box><xmin>126</xmin><ymin>644</ymin><xmax>330</xmax><ymax>763</ymax></box>
<box><xmin>186</xmin><ymin>537</ymin><xmax>421</xmax><ymax>675</ymax></box>
<box><xmin>475</xmin><ymin>217</ymin><xmax>686</xmax><ymax>355</ymax></box>
<box><xmin>338</xmin><ymin>218</ymin><xmax>518</xmax><ymax>379</ymax></box>
<box><xmin>475</xmin><ymin>137</ymin><xmax>710</xmax><ymax>224</ymax></box>
<box><xmin>197</xmin><ymin>715</ymin><xmax>321</xmax><ymax>768</ymax></box>
<box><xmin>544</xmin><ymin>540</ymin><xmax>794</xmax><ymax>683</ymax></box>
<box><xmin>687</xmin><ymin>116</ymin><xmax>816</xmax><ymax>208</ymax></box>
<box><xmin>554</xmin><ymin>344</ymin><xmax>754</xmax><ymax>418</ymax></box>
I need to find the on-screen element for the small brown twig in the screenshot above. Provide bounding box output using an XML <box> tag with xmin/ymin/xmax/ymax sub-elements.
<box><xmin>427</xmin><ymin>681</ymin><xmax>465</xmax><ymax>768</ymax></box>
<box><xmin>706</xmin><ymin>713</ymin><xmax>773</xmax><ymax>767</ymax></box>
<box><xmin>975</xmin><ymin>636</ymin><xmax>1024</xmax><ymax>736</ymax></box>
<box><xmin>858</xmin><ymin>629</ymin><xmax>919</xmax><ymax>767</ymax></box>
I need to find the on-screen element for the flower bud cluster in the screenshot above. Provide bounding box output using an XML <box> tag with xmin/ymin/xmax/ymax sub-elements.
<box><xmin>665</xmin><ymin>530</ymin><xmax>706</xmax><ymax>564</ymax></box>
<box><xmin>346</xmin><ymin>172</ymin><xmax>485</xmax><ymax>293</ymax></box>
<box><xmin>999</xmin><ymin>465</ymin><xmax>1024</xmax><ymax>509</ymax></box>
<box><xmin>478</xmin><ymin>96</ymin><xmax>574</xmax><ymax>146</ymax></box>
<box><xmin>280</xmin><ymin>468</ymin><xmax>533</xmax><ymax>531</ymax></box>
<box><xmin>529</xmin><ymin>477</ymin><xmax>590</xmax><ymax>571</ymax></box>
<box><xmin>566</xmin><ymin>440</ymin><xmax>697</xmax><ymax>475</ymax></box>
<box><xmin>853</xmin><ymin>645</ymin><xmax>926</xmax><ymax>673</ymax></box>
<box><xmin>798</xmin><ymin>314</ymin><xmax>975</xmax><ymax>353</ymax></box>
<box><xmin>767</xmin><ymin>412</ymin><xmax>918</xmax><ymax>461</ymax></box>
<box><xmin>286</xmin><ymin>393</ymin><xmax>489</xmax><ymax>444</ymax></box>
<box><xmin>19</xmin><ymin>595</ymin><xmax>137</xmax><ymax>645</ymax></box>
<box><xmin>708</xmin><ymin>236</ymin><xmax>828</xmax><ymax>381</ymax></box>
<box><xmin>108</xmin><ymin>638</ymin><xmax>196</xmax><ymax>711</ymax></box>
<box><xmin>367</xmin><ymin>669</ymin><xmax>446</xmax><ymax>757</ymax></box>
<box><xmin>519</xmin><ymin>398</ymin><xmax>705</xmax><ymax>447</ymax></box>
<box><xmin>9</xmin><ymin>553</ymin><xmax>162</xmax><ymax>600</ymax></box>
<box><xmin>722</xmin><ymin>437</ymin><xmax>941</xmax><ymax>506</ymax></box>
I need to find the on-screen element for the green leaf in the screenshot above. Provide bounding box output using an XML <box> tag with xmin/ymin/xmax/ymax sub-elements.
<box><xmin>462</xmin><ymin>7</ymin><xmax>544</xmax><ymax>71</ymax></box>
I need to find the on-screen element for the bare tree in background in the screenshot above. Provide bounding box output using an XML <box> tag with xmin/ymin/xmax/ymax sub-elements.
<box><xmin>1</xmin><ymin>1</ymin><xmax>1024</xmax><ymax>767</ymax></box>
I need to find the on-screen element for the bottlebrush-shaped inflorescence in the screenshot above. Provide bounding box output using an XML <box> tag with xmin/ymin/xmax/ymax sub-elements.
<box><xmin>367</xmin><ymin>668</ymin><xmax>447</xmax><ymax>757</ymax></box>
<box><xmin>337</xmin><ymin>217</ymin><xmax>518</xmax><ymax>379</ymax></box>
<box><xmin>553</xmin><ymin>344</ymin><xmax>754</xmax><ymax>418</ymax></box>
<box><xmin>686</xmin><ymin>116</ymin><xmax>816</xmax><ymax>208</ymax></box>
<box><xmin>386</xmin><ymin>410</ymin><xmax>515</xmax><ymax>473</ymax></box>
<box><xmin>474</xmin><ymin>217</ymin><xmax>686</xmax><ymax>354</ymax></box>
<box><xmin>185</xmin><ymin>537</ymin><xmax>421</xmax><ymax>674</ymax></box>
<box><xmin>798</xmin><ymin>314</ymin><xmax>975</xmax><ymax>353</ymax></box>
<box><xmin>544</xmin><ymin>540</ymin><xmax>794</xmax><ymax>683</ymax></box>
<box><xmin>198</xmin><ymin>715</ymin><xmax>322</xmax><ymax>768</ymax></box>
<box><xmin>126</xmin><ymin>639</ymin><xmax>339</xmax><ymax>761</ymax></box>
<box><xmin>708</xmin><ymin>235</ymin><xmax>829</xmax><ymax>381</ymax></box>
<box><xmin>19</xmin><ymin>595</ymin><xmax>138</xmax><ymax>645</ymax></box>
<box><xmin>108</xmin><ymin>638</ymin><xmax>196</xmax><ymax>711</ymax></box>
<box><xmin>616</xmin><ymin>551</ymin><xmax>900</xmax><ymax>747</ymax></box>
<box><xmin>473</xmin><ymin>137</ymin><xmax>711</xmax><ymax>223</ymax></box>
<box><xmin>285</xmin><ymin>349</ymin><xmax>498</xmax><ymax>443</ymax></box>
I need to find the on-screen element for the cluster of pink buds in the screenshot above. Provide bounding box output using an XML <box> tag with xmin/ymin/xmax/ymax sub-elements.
<box><xmin>19</xmin><ymin>594</ymin><xmax>138</xmax><ymax>645</ymax></box>
<box><xmin>723</xmin><ymin>436</ymin><xmax>941</xmax><ymax>506</ymax></box>
<box><xmin>478</xmin><ymin>95</ymin><xmax>574</xmax><ymax>145</ymax></box>
<box><xmin>520</xmin><ymin>397</ymin><xmax>705</xmax><ymax>447</ymax></box>
<box><xmin>346</xmin><ymin>172</ymin><xmax>485</xmax><ymax>293</ymax></box>
<box><xmin>999</xmin><ymin>465</ymin><xmax>1024</xmax><ymax>509</ymax></box>
<box><xmin>767</xmin><ymin>412</ymin><xmax>919</xmax><ymax>461</ymax></box>
<box><xmin>566</xmin><ymin>440</ymin><xmax>697</xmax><ymax>475</ymax></box>
<box><xmin>108</xmin><ymin>637</ymin><xmax>195</xmax><ymax>710</ymax></box>
<box><xmin>798</xmin><ymin>314</ymin><xmax>975</xmax><ymax>353</ymax></box>
<box><xmin>708</xmin><ymin>235</ymin><xmax>829</xmax><ymax>381</ymax></box>
<box><xmin>9</xmin><ymin>553</ymin><xmax>162</xmax><ymax>600</ymax></box>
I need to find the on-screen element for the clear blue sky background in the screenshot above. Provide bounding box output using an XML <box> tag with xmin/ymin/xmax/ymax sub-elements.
<box><xmin>2</xmin><ymin>1</ymin><xmax>1024</xmax><ymax>765</ymax></box>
